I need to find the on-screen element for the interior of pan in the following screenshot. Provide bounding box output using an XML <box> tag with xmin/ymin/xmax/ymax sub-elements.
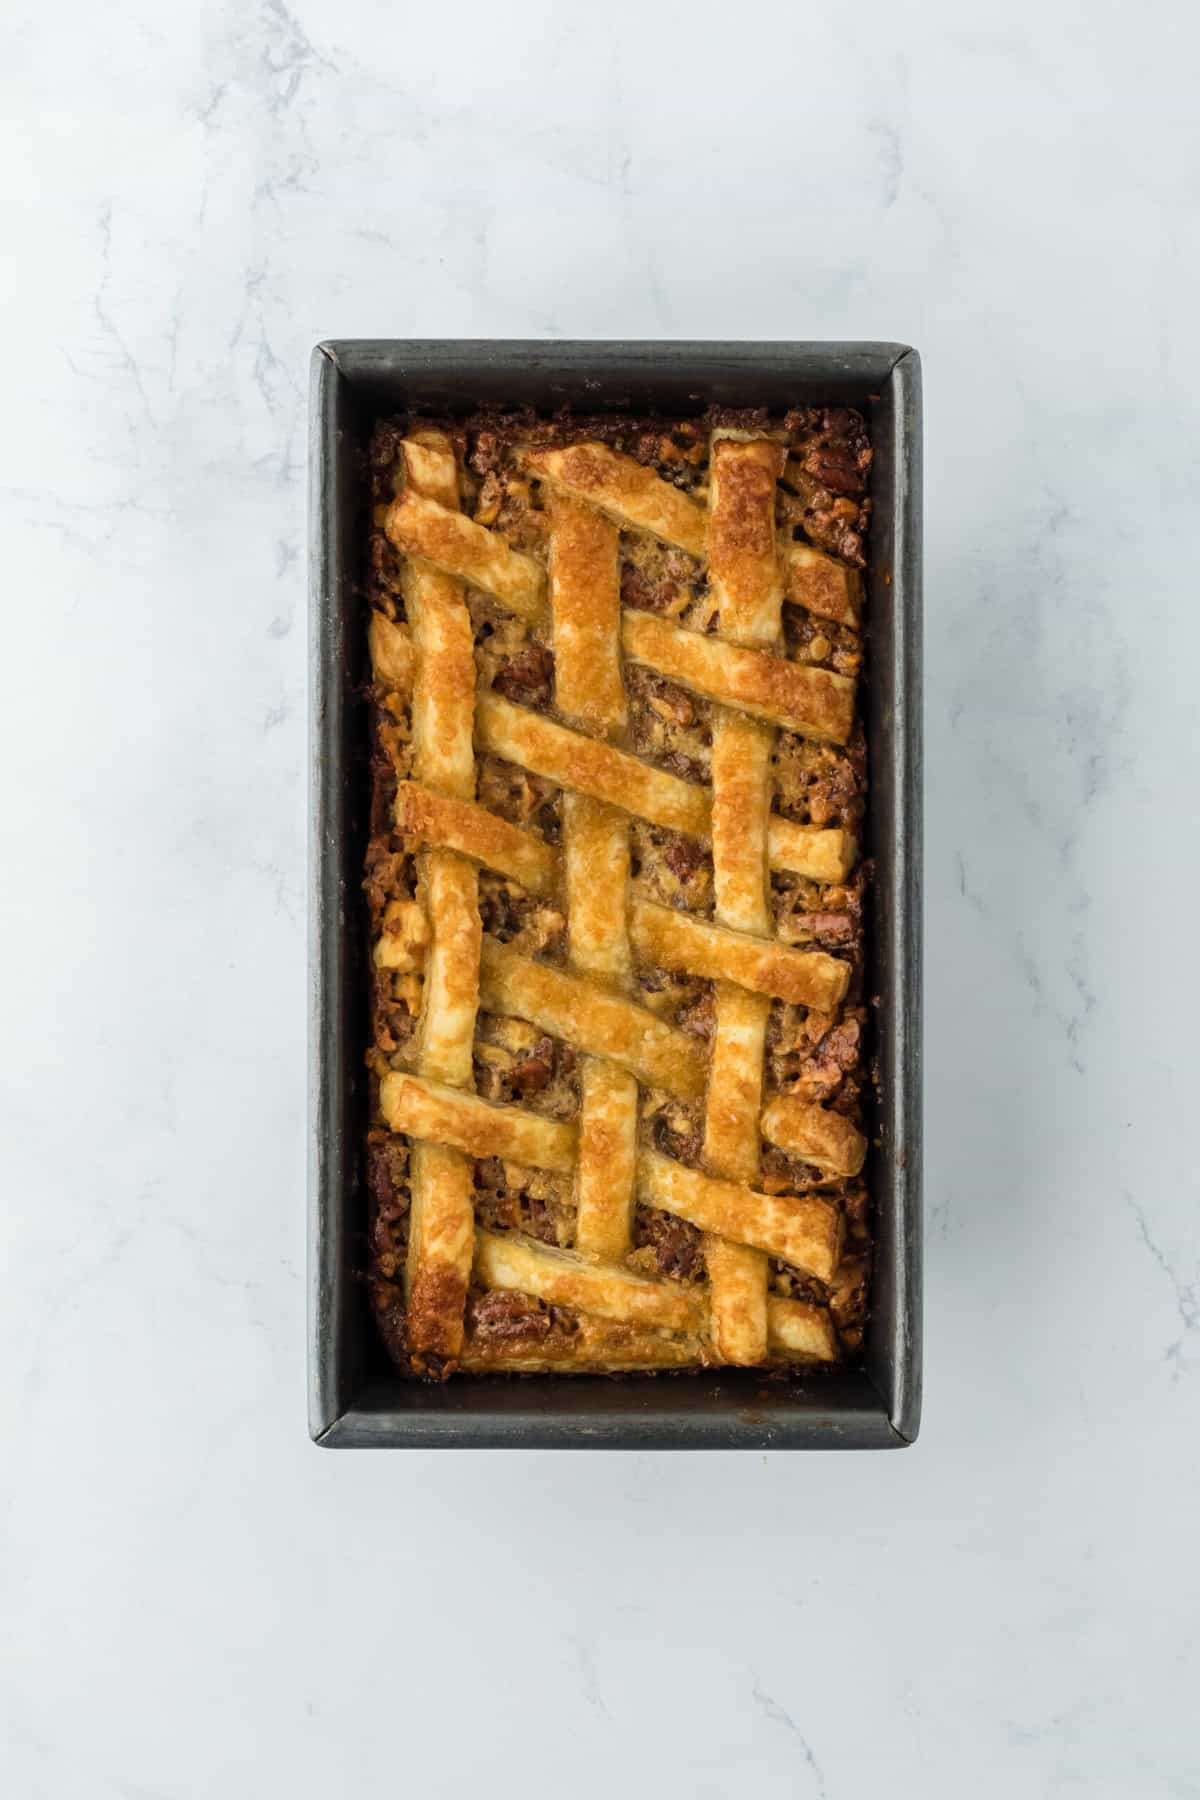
<box><xmin>310</xmin><ymin>342</ymin><xmax>920</xmax><ymax>1447</ymax></box>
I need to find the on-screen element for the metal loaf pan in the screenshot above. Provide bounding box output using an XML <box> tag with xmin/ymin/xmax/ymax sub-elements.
<box><xmin>309</xmin><ymin>341</ymin><xmax>922</xmax><ymax>1449</ymax></box>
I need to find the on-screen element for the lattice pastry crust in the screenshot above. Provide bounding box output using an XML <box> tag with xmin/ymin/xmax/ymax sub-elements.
<box><xmin>365</xmin><ymin>409</ymin><xmax>873</xmax><ymax>1377</ymax></box>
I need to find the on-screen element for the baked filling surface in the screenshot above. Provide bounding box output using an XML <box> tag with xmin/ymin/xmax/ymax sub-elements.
<box><xmin>364</xmin><ymin>406</ymin><xmax>873</xmax><ymax>1377</ymax></box>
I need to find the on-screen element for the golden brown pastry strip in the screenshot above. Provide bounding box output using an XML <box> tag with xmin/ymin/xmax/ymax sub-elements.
<box><xmin>710</xmin><ymin>713</ymin><xmax>774</xmax><ymax>936</ymax></box>
<box><xmin>547</xmin><ymin>494</ymin><xmax>627</xmax><ymax>736</ymax></box>
<box><xmin>703</xmin><ymin>1230</ymin><xmax>768</xmax><ymax>1365</ymax></box>
<box><xmin>760</xmin><ymin>1094</ymin><xmax>868</xmax><ymax>1178</ymax></box>
<box><xmin>380</xmin><ymin>1069</ymin><xmax>578</xmax><ymax>1172</ymax></box>
<box><xmin>405</xmin><ymin>1142</ymin><xmax>475</xmax><ymax>1365</ymax></box>
<box><xmin>478</xmin><ymin>938</ymin><xmax>707</xmax><ymax>1099</ymax></box>
<box><xmin>368</xmin><ymin>612</ymin><xmax>414</xmax><ymax>693</ymax></box>
<box><xmin>401</xmin><ymin>430</ymin><xmax>463</xmax><ymax>508</ymax></box>
<box><xmin>475</xmin><ymin>692</ymin><xmax>710</xmax><ymax>838</ymax></box>
<box><xmin>637</xmin><ymin>1151</ymin><xmax>841</xmax><ymax>1281</ymax></box>
<box><xmin>708</xmin><ymin>435</ymin><xmax>787</xmax><ymax>646</ymax></box>
<box><xmin>386</xmin><ymin>490</ymin><xmax>546</xmax><ymax>623</ymax></box>
<box><xmin>416</xmin><ymin>850</ymin><xmax>482</xmax><ymax>1089</ymax></box>
<box><xmin>703</xmin><ymin>984</ymin><xmax>771</xmax><ymax>1185</ymax></box>
<box><xmin>781</xmin><ymin>542</ymin><xmax>863</xmax><ymax>628</ymax></box>
<box><xmin>574</xmin><ymin>1058</ymin><xmax>638</xmax><ymax>1261</ymax></box>
<box><xmin>766</xmin><ymin>1296</ymin><xmax>839</xmax><ymax>1361</ymax></box>
<box><xmin>622</xmin><ymin>609</ymin><xmax>855</xmax><ymax>744</ymax></box>
<box><xmin>630</xmin><ymin>896</ymin><xmax>851</xmax><ymax>1011</ymax></box>
<box><xmin>397</xmin><ymin>432</ymin><xmax>480</xmax><ymax>1364</ymax></box>
<box><xmin>395</xmin><ymin>781</ymin><xmax>558</xmax><ymax>896</ymax></box>
<box><xmin>563</xmin><ymin>793</ymin><xmax>638</xmax><ymax>1260</ymax></box>
<box><xmin>767</xmin><ymin>817</ymin><xmax>858</xmax><ymax>883</ymax></box>
<box><xmin>701</xmin><ymin>434</ymin><xmax>785</xmax><ymax>1363</ymax></box>
<box><xmin>523</xmin><ymin>442</ymin><xmax>707</xmax><ymax>557</ymax></box>
<box><xmin>474</xmin><ymin>1230</ymin><xmax>705</xmax><ymax>1333</ymax></box>
<box><xmin>405</xmin><ymin>575</ymin><xmax>477</xmax><ymax>800</ymax></box>
<box><xmin>563</xmin><ymin>793</ymin><xmax>632</xmax><ymax>987</ymax></box>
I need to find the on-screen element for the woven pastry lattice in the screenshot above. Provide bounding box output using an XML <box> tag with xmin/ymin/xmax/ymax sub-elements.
<box><xmin>367</xmin><ymin>420</ymin><xmax>871</xmax><ymax>1375</ymax></box>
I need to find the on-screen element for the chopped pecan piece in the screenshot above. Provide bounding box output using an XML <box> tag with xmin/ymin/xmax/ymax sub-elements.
<box><xmin>795</xmin><ymin>1019</ymin><xmax>862</xmax><ymax>1102</ymax></box>
<box><xmin>663</xmin><ymin>837</ymin><xmax>704</xmax><ymax>884</ymax></box>
<box><xmin>510</xmin><ymin>1035</ymin><xmax>557</xmax><ymax>1095</ymax></box>
<box><xmin>363</xmin><ymin>844</ymin><xmax>408</xmax><ymax>921</ymax></box>
<box><xmin>633</xmin><ymin>1205</ymin><xmax>704</xmax><ymax>1281</ymax></box>
<box><xmin>468</xmin><ymin>1289</ymin><xmax>553</xmax><ymax>1342</ymax></box>
<box><xmin>805</xmin><ymin>911</ymin><xmax>855</xmax><ymax>947</ymax></box>
<box><xmin>800</xmin><ymin>443</ymin><xmax>867</xmax><ymax>498</ymax></box>
<box><xmin>651</xmin><ymin>1101</ymin><xmax>703</xmax><ymax>1164</ymax></box>
<box><xmin>677</xmin><ymin>987</ymin><xmax>716</xmax><ymax>1042</ymax></box>
<box><xmin>621</xmin><ymin>563</ymin><xmax>679</xmax><ymax>614</ymax></box>
<box><xmin>493</xmin><ymin>643</ymin><xmax>554</xmax><ymax>708</ymax></box>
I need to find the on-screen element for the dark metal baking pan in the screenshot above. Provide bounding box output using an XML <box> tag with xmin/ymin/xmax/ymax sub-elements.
<box><xmin>309</xmin><ymin>341</ymin><xmax>922</xmax><ymax>1449</ymax></box>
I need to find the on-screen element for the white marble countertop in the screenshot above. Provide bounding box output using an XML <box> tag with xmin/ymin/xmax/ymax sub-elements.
<box><xmin>3</xmin><ymin>2</ymin><xmax>1197</xmax><ymax>1795</ymax></box>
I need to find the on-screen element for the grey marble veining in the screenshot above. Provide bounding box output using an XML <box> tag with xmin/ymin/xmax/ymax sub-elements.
<box><xmin>1</xmin><ymin>2</ymin><xmax>1197</xmax><ymax>1796</ymax></box>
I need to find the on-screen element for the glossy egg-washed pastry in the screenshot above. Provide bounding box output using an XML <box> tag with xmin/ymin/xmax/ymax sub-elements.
<box><xmin>363</xmin><ymin>406</ymin><xmax>873</xmax><ymax>1377</ymax></box>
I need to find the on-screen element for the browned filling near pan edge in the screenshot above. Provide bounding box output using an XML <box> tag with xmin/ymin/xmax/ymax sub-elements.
<box><xmin>364</xmin><ymin>406</ymin><xmax>873</xmax><ymax>1378</ymax></box>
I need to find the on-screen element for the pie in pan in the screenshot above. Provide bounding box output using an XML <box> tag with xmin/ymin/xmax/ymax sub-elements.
<box><xmin>364</xmin><ymin>407</ymin><xmax>872</xmax><ymax>1377</ymax></box>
